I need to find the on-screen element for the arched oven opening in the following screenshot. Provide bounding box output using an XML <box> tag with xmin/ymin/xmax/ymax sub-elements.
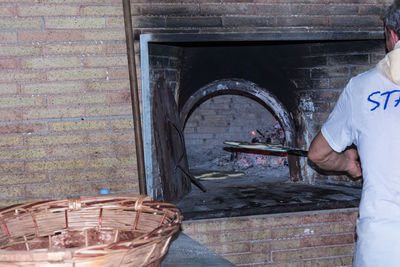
<box><xmin>181</xmin><ymin>79</ymin><xmax>297</xmax><ymax>185</ymax></box>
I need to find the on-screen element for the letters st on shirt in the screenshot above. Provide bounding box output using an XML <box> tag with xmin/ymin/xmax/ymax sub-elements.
<box><xmin>367</xmin><ymin>90</ymin><xmax>400</xmax><ymax>111</ymax></box>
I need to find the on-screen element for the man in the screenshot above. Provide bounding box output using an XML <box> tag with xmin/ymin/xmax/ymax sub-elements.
<box><xmin>308</xmin><ymin>1</ymin><xmax>400</xmax><ymax>266</ymax></box>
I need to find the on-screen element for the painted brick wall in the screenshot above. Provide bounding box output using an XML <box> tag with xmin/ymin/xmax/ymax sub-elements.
<box><xmin>0</xmin><ymin>0</ymin><xmax>391</xmax><ymax>205</ymax></box>
<box><xmin>182</xmin><ymin>208</ymin><xmax>358</xmax><ymax>266</ymax></box>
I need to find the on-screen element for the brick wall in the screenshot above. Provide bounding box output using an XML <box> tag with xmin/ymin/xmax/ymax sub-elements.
<box><xmin>0</xmin><ymin>1</ymin><xmax>137</xmax><ymax>206</ymax></box>
<box><xmin>184</xmin><ymin>95</ymin><xmax>278</xmax><ymax>166</ymax></box>
<box><xmin>0</xmin><ymin>0</ymin><xmax>391</xmax><ymax>205</ymax></box>
<box><xmin>182</xmin><ymin>208</ymin><xmax>358</xmax><ymax>266</ymax></box>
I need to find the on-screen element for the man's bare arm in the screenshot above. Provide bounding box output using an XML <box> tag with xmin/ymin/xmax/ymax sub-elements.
<box><xmin>308</xmin><ymin>131</ymin><xmax>362</xmax><ymax>178</ymax></box>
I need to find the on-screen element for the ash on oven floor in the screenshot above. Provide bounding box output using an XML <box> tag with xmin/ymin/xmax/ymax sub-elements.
<box><xmin>177</xmin><ymin>169</ymin><xmax>361</xmax><ymax>220</ymax></box>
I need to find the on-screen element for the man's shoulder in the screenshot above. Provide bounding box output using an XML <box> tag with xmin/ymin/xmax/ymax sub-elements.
<box><xmin>350</xmin><ymin>68</ymin><xmax>379</xmax><ymax>83</ymax></box>
<box><xmin>346</xmin><ymin>67</ymin><xmax>383</xmax><ymax>92</ymax></box>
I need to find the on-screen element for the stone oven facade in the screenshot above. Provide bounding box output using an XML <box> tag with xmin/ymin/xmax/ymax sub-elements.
<box><xmin>0</xmin><ymin>0</ymin><xmax>390</xmax><ymax>205</ymax></box>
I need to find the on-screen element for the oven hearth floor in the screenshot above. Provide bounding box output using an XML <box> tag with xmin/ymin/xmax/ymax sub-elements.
<box><xmin>177</xmin><ymin>169</ymin><xmax>361</xmax><ymax>220</ymax></box>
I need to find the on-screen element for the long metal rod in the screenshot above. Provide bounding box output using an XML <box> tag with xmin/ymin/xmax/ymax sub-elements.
<box><xmin>122</xmin><ymin>0</ymin><xmax>147</xmax><ymax>194</ymax></box>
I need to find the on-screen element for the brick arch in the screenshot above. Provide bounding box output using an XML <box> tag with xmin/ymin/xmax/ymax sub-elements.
<box><xmin>180</xmin><ymin>79</ymin><xmax>302</xmax><ymax>181</ymax></box>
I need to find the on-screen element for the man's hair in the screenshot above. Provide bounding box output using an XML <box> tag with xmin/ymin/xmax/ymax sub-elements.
<box><xmin>385</xmin><ymin>0</ymin><xmax>400</xmax><ymax>37</ymax></box>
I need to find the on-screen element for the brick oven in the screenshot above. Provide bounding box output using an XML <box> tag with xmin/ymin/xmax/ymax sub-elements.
<box><xmin>131</xmin><ymin>1</ymin><xmax>388</xmax><ymax>265</ymax></box>
<box><xmin>141</xmin><ymin>32</ymin><xmax>383</xmax><ymax>267</ymax></box>
<box><xmin>141</xmin><ymin>32</ymin><xmax>382</xmax><ymax>201</ymax></box>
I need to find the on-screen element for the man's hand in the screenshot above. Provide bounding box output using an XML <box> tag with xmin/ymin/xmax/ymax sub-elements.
<box><xmin>343</xmin><ymin>148</ymin><xmax>362</xmax><ymax>178</ymax></box>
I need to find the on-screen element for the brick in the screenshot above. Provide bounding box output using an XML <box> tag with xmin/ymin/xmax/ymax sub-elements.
<box><xmin>47</xmin><ymin>68</ymin><xmax>107</xmax><ymax>81</ymax></box>
<box><xmin>22</xmin><ymin>82</ymin><xmax>83</xmax><ymax>94</ymax></box>
<box><xmin>108</xmin><ymin>92</ymin><xmax>131</xmax><ymax>103</ymax></box>
<box><xmin>0</xmin><ymin>186</ymin><xmax>24</xmax><ymax>199</ymax></box>
<box><xmin>311</xmin><ymin>67</ymin><xmax>350</xmax><ymax>79</ymax></box>
<box><xmin>0</xmin><ymin>58</ymin><xmax>17</xmax><ymax>69</ymax></box>
<box><xmin>27</xmin><ymin>159</ymin><xmax>87</xmax><ymax>172</ymax></box>
<box><xmin>304</xmin><ymin>255</ymin><xmax>353</xmax><ymax>267</ymax></box>
<box><xmin>0</xmin><ymin>122</ymin><xmax>47</xmax><ymax>134</ymax></box>
<box><xmin>167</xmin><ymin>16</ymin><xmax>222</xmax><ymax>27</ymax></box>
<box><xmin>89</xmin><ymin>156</ymin><xmax>135</xmax><ymax>168</ymax></box>
<box><xmin>84</xmin><ymin>30</ymin><xmax>125</xmax><ymax>41</ymax></box>
<box><xmin>0</xmin><ymin>18</ymin><xmax>41</xmax><ymax>30</ymax></box>
<box><xmin>0</xmin><ymin>136</ymin><xmax>22</xmax><ymax>147</ymax></box>
<box><xmin>0</xmin><ymin>162</ymin><xmax>24</xmax><ymax>173</ymax></box>
<box><xmin>0</xmin><ymin>70</ymin><xmax>46</xmax><ymax>82</ymax></box>
<box><xmin>111</xmin><ymin>118</ymin><xmax>133</xmax><ymax>130</ymax></box>
<box><xmin>44</xmin><ymin>44</ymin><xmax>104</xmax><ymax>55</ymax></box>
<box><xmin>25</xmin><ymin>182</ymin><xmax>94</xmax><ymax>198</ymax></box>
<box><xmin>222</xmin><ymin>252</ymin><xmax>269</xmax><ymax>265</ymax></box>
<box><xmin>0</xmin><ymin>109</ymin><xmax>21</xmax><ymax>123</ymax></box>
<box><xmin>25</xmin><ymin>134</ymin><xmax>85</xmax><ymax>147</ymax></box>
<box><xmin>49</xmin><ymin>169</ymin><xmax>113</xmax><ymax>183</ymax></box>
<box><xmin>23</xmin><ymin>107</ymin><xmax>84</xmax><ymax>120</ymax></box>
<box><xmin>322</xmin><ymin>222</ymin><xmax>356</xmax><ymax>234</ymax></box>
<box><xmin>0</xmin><ymin>45</ymin><xmax>41</xmax><ymax>56</ymax></box>
<box><xmin>87</xmin><ymin>131</ymin><xmax>135</xmax><ymax>144</ymax></box>
<box><xmin>207</xmin><ymin>242</ymin><xmax>251</xmax><ymax>254</ymax></box>
<box><xmin>328</xmin><ymin>54</ymin><xmax>369</xmax><ymax>66</ymax></box>
<box><xmin>0</xmin><ymin>173</ymin><xmax>47</xmax><ymax>185</ymax></box>
<box><xmin>0</xmin><ymin>32</ymin><xmax>17</xmax><ymax>44</ymax></box>
<box><xmin>80</xmin><ymin>5</ymin><xmax>123</xmax><ymax>16</ymax></box>
<box><xmin>86</xmin><ymin>80</ymin><xmax>130</xmax><ymax>92</ymax></box>
<box><xmin>277</xmin><ymin>16</ymin><xmax>329</xmax><ymax>27</ymax></box>
<box><xmin>96</xmin><ymin>179</ymin><xmax>138</xmax><ymax>193</ymax></box>
<box><xmin>301</xmin><ymin>234</ymin><xmax>355</xmax><ymax>247</ymax></box>
<box><xmin>250</xmin><ymin>214</ymin><xmax>302</xmax><ymax>228</ymax></box>
<box><xmin>350</xmin><ymin>65</ymin><xmax>373</xmax><ymax>76</ymax></box>
<box><xmin>18</xmin><ymin>5</ymin><xmax>79</xmax><ymax>17</ymax></box>
<box><xmin>140</xmin><ymin>4</ymin><xmax>199</xmax><ymax>16</ymax></box>
<box><xmin>0</xmin><ymin>148</ymin><xmax>45</xmax><ymax>160</ymax></box>
<box><xmin>18</xmin><ymin>31</ymin><xmax>84</xmax><ymax>43</ymax></box>
<box><xmin>263</xmin><ymin>262</ymin><xmax>302</xmax><ymax>267</ymax></box>
<box><xmin>84</xmin><ymin>56</ymin><xmax>127</xmax><ymax>67</ymax></box>
<box><xmin>104</xmin><ymin>41</ymin><xmax>130</xmax><ymax>55</ymax></box>
<box><xmin>271</xmin><ymin>226</ymin><xmax>323</xmax><ymax>239</ymax></box>
<box><xmin>45</xmin><ymin>17</ymin><xmax>106</xmax><ymax>30</ymax></box>
<box><xmin>194</xmin><ymin>218</ymin><xmax>251</xmax><ymax>232</ymax></box>
<box><xmin>200</xmin><ymin>4</ymin><xmax>253</xmax><ymax>16</ymax></box>
<box><xmin>86</xmin><ymin>105</ymin><xmax>132</xmax><ymax>117</ymax></box>
<box><xmin>107</xmin><ymin>68</ymin><xmax>129</xmax><ymax>80</ymax></box>
<box><xmin>0</xmin><ymin>84</ymin><xmax>17</xmax><ymax>95</ymax></box>
<box><xmin>106</xmin><ymin>16</ymin><xmax>166</xmax><ymax>28</ymax></box>
<box><xmin>223</xmin><ymin>15</ymin><xmax>275</xmax><ymax>27</ymax></box>
<box><xmin>0</xmin><ymin>5</ymin><xmax>15</xmax><ymax>16</ymax></box>
<box><xmin>218</xmin><ymin>229</ymin><xmax>272</xmax><ymax>243</ymax></box>
<box><xmin>272</xmin><ymin>245</ymin><xmax>354</xmax><ymax>261</ymax></box>
<box><xmin>114</xmin><ymin>167</ymin><xmax>137</xmax><ymax>178</ymax></box>
<box><xmin>21</xmin><ymin>57</ymin><xmax>81</xmax><ymax>69</ymax></box>
<box><xmin>47</xmin><ymin>145</ymin><xmax>109</xmax><ymax>159</ymax></box>
<box><xmin>48</xmin><ymin>94</ymin><xmax>106</xmax><ymax>106</ymax></box>
<box><xmin>251</xmin><ymin>239</ymin><xmax>301</xmax><ymax>254</ymax></box>
<box><xmin>330</xmin><ymin>16</ymin><xmax>381</xmax><ymax>28</ymax></box>
<box><xmin>50</xmin><ymin>120</ymin><xmax>108</xmax><ymax>132</ymax></box>
<box><xmin>302</xmin><ymin>210</ymin><xmax>358</xmax><ymax>224</ymax></box>
<box><xmin>360</xmin><ymin>5</ymin><xmax>385</xmax><ymax>15</ymax></box>
<box><xmin>0</xmin><ymin>96</ymin><xmax>45</xmax><ymax>108</ymax></box>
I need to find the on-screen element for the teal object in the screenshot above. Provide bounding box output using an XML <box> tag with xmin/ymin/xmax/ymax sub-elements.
<box><xmin>99</xmin><ymin>188</ymin><xmax>110</xmax><ymax>195</ymax></box>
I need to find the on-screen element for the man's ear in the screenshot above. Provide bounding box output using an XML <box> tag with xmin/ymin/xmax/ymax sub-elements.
<box><xmin>390</xmin><ymin>29</ymin><xmax>399</xmax><ymax>46</ymax></box>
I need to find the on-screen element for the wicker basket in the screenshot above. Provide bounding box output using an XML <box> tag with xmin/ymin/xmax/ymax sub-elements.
<box><xmin>0</xmin><ymin>195</ymin><xmax>182</xmax><ymax>267</ymax></box>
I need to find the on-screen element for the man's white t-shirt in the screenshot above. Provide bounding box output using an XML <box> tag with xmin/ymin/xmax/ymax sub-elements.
<box><xmin>321</xmin><ymin>68</ymin><xmax>400</xmax><ymax>266</ymax></box>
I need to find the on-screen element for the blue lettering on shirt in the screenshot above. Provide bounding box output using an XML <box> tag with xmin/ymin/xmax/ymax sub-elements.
<box><xmin>367</xmin><ymin>90</ymin><xmax>400</xmax><ymax>111</ymax></box>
